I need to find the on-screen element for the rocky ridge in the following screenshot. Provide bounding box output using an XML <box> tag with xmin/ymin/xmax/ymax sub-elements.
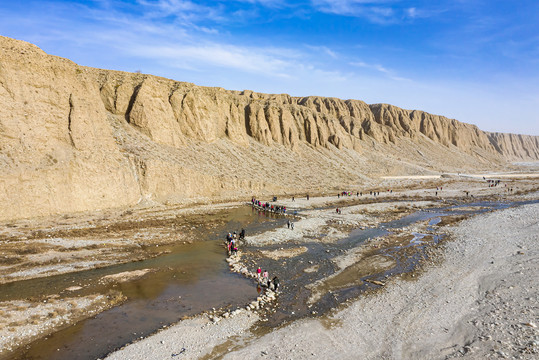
<box><xmin>1</xmin><ymin>36</ymin><xmax>538</xmax><ymax>220</ymax></box>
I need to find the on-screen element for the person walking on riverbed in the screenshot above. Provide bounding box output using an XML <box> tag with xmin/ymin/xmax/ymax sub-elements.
<box><xmin>271</xmin><ymin>276</ymin><xmax>280</xmax><ymax>291</ymax></box>
<box><xmin>262</xmin><ymin>270</ymin><xmax>269</xmax><ymax>286</ymax></box>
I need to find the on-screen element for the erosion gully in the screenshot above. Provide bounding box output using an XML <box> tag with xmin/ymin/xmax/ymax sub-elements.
<box><xmin>5</xmin><ymin>199</ymin><xmax>536</xmax><ymax>359</ymax></box>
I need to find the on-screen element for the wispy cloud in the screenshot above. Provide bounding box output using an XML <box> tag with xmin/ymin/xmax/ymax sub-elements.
<box><xmin>13</xmin><ymin>1</ymin><xmax>338</xmax><ymax>81</ymax></box>
<box><xmin>350</xmin><ymin>60</ymin><xmax>410</xmax><ymax>81</ymax></box>
<box><xmin>311</xmin><ymin>0</ymin><xmax>438</xmax><ymax>23</ymax></box>
<box><xmin>126</xmin><ymin>41</ymin><xmax>302</xmax><ymax>78</ymax></box>
<box><xmin>305</xmin><ymin>45</ymin><xmax>339</xmax><ymax>59</ymax></box>
<box><xmin>312</xmin><ymin>0</ymin><xmax>395</xmax><ymax>23</ymax></box>
<box><xmin>233</xmin><ymin>0</ymin><xmax>289</xmax><ymax>8</ymax></box>
<box><xmin>136</xmin><ymin>0</ymin><xmax>225</xmax><ymax>23</ymax></box>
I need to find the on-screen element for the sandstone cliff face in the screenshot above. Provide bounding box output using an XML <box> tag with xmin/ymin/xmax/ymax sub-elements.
<box><xmin>0</xmin><ymin>36</ymin><xmax>537</xmax><ymax>220</ymax></box>
<box><xmin>486</xmin><ymin>132</ymin><xmax>539</xmax><ymax>160</ymax></box>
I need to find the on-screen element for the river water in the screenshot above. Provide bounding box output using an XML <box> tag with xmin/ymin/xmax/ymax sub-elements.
<box><xmin>6</xmin><ymin>199</ymin><xmax>537</xmax><ymax>359</ymax></box>
<box><xmin>7</xmin><ymin>206</ymin><xmax>286</xmax><ymax>360</ymax></box>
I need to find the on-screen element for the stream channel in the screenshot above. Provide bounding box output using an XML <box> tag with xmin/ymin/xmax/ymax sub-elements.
<box><xmin>6</xmin><ymin>199</ymin><xmax>536</xmax><ymax>359</ymax></box>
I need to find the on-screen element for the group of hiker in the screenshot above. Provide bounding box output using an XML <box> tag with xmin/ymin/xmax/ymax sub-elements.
<box><xmin>256</xmin><ymin>267</ymin><xmax>280</xmax><ymax>291</ymax></box>
<box><xmin>337</xmin><ymin>190</ymin><xmax>392</xmax><ymax>198</ymax></box>
<box><xmin>225</xmin><ymin>229</ymin><xmax>245</xmax><ymax>256</ymax></box>
<box><xmin>224</xmin><ymin>227</ymin><xmax>281</xmax><ymax>292</ymax></box>
<box><xmin>251</xmin><ymin>197</ymin><xmax>287</xmax><ymax>214</ymax></box>
<box><xmin>486</xmin><ymin>179</ymin><xmax>502</xmax><ymax>187</ymax></box>
<box><xmin>286</xmin><ymin>219</ymin><xmax>295</xmax><ymax>230</ymax></box>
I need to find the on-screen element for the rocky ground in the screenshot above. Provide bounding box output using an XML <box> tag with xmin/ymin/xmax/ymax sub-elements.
<box><xmin>1</xmin><ymin>174</ymin><xmax>538</xmax><ymax>359</ymax></box>
<box><xmin>0</xmin><ymin>202</ymin><xmax>245</xmax><ymax>285</ymax></box>
<box><xmin>0</xmin><ymin>291</ymin><xmax>125</xmax><ymax>356</ymax></box>
<box><xmin>104</xmin><ymin>177</ymin><xmax>538</xmax><ymax>360</ymax></box>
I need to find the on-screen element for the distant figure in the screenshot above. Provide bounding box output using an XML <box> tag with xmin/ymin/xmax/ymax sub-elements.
<box><xmin>291</xmin><ymin>222</ymin><xmax>294</xmax><ymax>230</ymax></box>
<box><xmin>240</xmin><ymin>228</ymin><xmax>245</xmax><ymax>240</ymax></box>
<box><xmin>271</xmin><ymin>276</ymin><xmax>280</xmax><ymax>291</ymax></box>
<box><xmin>307</xmin><ymin>194</ymin><xmax>309</xmax><ymax>200</ymax></box>
<box><xmin>292</xmin><ymin>196</ymin><xmax>295</xmax><ymax>202</ymax></box>
<box><xmin>231</xmin><ymin>246</ymin><xmax>238</xmax><ymax>256</ymax></box>
<box><xmin>262</xmin><ymin>270</ymin><xmax>269</xmax><ymax>286</ymax></box>
<box><xmin>287</xmin><ymin>220</ymin><xmax>291</xmax><ymax>229</ymax></box>
<box><xmin>257</xmin><ymin>267</ymin><xmax>262</xmax><ymax>281</ymax></box>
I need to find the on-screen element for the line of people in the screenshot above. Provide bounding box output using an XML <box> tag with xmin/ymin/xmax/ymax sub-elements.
<box><xmin>225</xmin><ymin>229</ymin><xmax>245</xmax><ymax>256</ymax></box>
<box><xmin>225</xmin><ymin>229</ymin><xmax>281</xmax><ymax>293</ymax></box>
<box><xmin>251</xmin><ymin>197</ymin><xmax>287</xmax><ymax>214</ymax></box>
<box><xmin>256</xmin><ymin>266</ymin><xmax>280</xmax><ymax>291</ymax></box>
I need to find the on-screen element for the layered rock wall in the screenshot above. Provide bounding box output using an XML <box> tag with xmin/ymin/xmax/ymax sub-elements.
<box><xmin>1</xmin><ymin>36</ymin><xmax>537</xmax><ymax>220</ymax></box>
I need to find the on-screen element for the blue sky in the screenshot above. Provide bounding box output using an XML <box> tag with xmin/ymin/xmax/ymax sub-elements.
<box><xmin>1</xmin><ymin>0</ymin><xmax>538</xmax><ymax>135</ymax></box>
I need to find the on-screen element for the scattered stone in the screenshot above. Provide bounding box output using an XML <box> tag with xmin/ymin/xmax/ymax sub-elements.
<box><xmin>65</xmin><ymin>286</ymin><xmax>83</xmax><ymax>291</ymax></box>
<box><xmin>365</xmin><ymin>279</ymin><xmax>385</xmax><ymax>286</ymax></box>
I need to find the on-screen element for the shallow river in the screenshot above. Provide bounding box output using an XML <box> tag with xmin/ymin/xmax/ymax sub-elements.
<box><xmin>6</xmin><ymin>199</ymin><xmax>537</xmax><ymax>359</ymax></box>
<box><xmin>7</xmin><ymin>206</ymin><xmax>286</xmax><ymax>360</ymax></box>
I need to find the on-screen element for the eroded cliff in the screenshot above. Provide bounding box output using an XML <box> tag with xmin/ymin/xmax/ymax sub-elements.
<box><xmin>1</xmin><ymin>36</ymin><xmax>537</xmax><ymax>220</ymax></box>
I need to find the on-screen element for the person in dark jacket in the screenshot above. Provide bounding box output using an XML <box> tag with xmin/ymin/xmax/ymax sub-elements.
<box><xmin>271</xmin><ymin>276</ymin><xmax>280</xmax><ymax>291</ymax></box>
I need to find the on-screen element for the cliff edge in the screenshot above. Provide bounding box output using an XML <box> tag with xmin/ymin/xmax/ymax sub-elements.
<box><xmin>1</xmin><ymin>36</ymin><xmax>537</xmax><ymax>220</ymax></box>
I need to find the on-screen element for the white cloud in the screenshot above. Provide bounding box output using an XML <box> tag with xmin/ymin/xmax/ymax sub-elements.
<box><xmin>406</xmin><ymin>7</ymin><xmax>417</xmax><ymax>18</ymax></box>
<box><xmin>312</xmin><ymin>0</ymin><xmax>398</xmax><ymax>23</ymax></box>
<box><xmin>305</xmin><ymin>45</ymin><xmax>339</xmax><ymax>59</ymax></box>
<box><xmin>136</xmin><ymin>0</ymin><xmax>224</xmax><ymax>22</ymax></box>
<box><xmin>311</xmin><ymin>1</ymin><xmax>437</xmax><ymax>23</ymax></box>
<box><xmin>124</xmin><ymin>41</ymin><xmax>309</xmax><ymax>79</ymax></box>
<box><xmin>350</xmin><ymin>60</ymin><xmax>411</xmax><ymax>81</ymax></box>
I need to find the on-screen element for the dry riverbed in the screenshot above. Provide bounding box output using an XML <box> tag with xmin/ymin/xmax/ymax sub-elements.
<box><xmin>106</xmin><ymin>193</ymin><xmax>539</xmax><ymax>360</ymax></box>
<box><xmin>1</xmin><ymin>175</ymin><xmax>538</xmax><ymax>358</ymax></box>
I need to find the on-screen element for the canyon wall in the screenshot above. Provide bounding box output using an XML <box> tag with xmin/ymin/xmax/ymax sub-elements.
<box><xmin>1</xmin><ymin>36</ymin><xmax>537</xmax><ymax>220</ymax></box>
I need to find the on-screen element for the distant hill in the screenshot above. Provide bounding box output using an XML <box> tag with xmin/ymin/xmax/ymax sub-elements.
<box><xmin>0</xmin><ymin>36</ymin><xmax>537</xmax><ymax>220</ymax></box>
